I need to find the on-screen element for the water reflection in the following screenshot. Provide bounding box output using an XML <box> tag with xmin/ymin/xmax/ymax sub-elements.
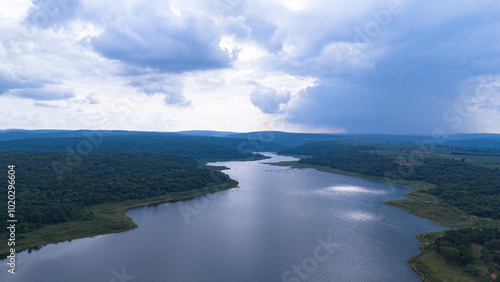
<box><xmin>0</xmin><ymin>153</ymin><xmax>446</xmax><ymax>282</ymax></box>
<box><xmin>324</xmin><ymin>185</ymin><xmax>387</xmax><ymax>194</ymax></box>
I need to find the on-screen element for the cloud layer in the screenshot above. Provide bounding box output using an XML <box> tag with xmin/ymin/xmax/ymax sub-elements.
<box><xmin>90</xmin><ymin>4</ymin><xmax>232</xmax><ymax>73</ymax></box>
<box><xmin>0</xmin><ymin>0</ymin><xmax>499</xmax><ymax>133</ymax></box>
<box><xmin>250</xmin><ymin>85</ymin><xmax>291</xmax><ymax>113</ymax></box>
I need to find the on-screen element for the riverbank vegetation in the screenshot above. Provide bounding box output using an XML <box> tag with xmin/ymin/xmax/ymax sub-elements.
<box><xmin>277</xmin><ymin>142</ymin><xmax>500</xmax><ymax>281</ymax></box>
<box><xmin>0</xmin><ymin>151</ymin><xmax>238</xmax><ymax>256</ymax></box>
<box><xmin>0</xmin><ymin>181</ymin><xmax>237</xmax><ymax>257</ymax></box>
<box><xmin>1</xmin><ymin>130</ymin><xmax>499</xmax><ymax>280</ymax></box>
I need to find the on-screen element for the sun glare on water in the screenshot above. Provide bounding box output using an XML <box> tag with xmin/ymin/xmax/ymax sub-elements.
<box><xmin>324</xmin><ymin>186</ymin><xmax>387</xmax><ymax>194</ymax></box>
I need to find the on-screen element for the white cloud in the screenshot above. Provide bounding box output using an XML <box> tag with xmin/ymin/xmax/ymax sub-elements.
<box><xmin>33</xmin><ymin>101</ymin><xmax>69</xmax><ymax>108</ymax></box>
<box><xmin>7</xmin><ymin>85</ymin><xmax>75</xmax><ymax>101</ymax></box>
<box><xmin>24</xmin><ymin>0</ymin><xmax>81</xmax><ymax>29</ymax></box>
<box><xmin>0</xmin><ymin>0</ymin><xmax>499</xmax><ymax>133</ymax></box>
<box><xmin>249</xmin><ymin>85</ymin><xmax>291</xmax><ymax>113</ymax></box>
<box><xmin>451</xmin><ymin>75</ymin><xmax>500</xmax><ymax>132</ymax></box>
<box><xmin>90</xmin><ymin>1</ymin><xmax>232</xmax><ymax>73</ymax></box>
<box><xmin>86</xmin><ymin>91</ymin><xmax>100</xmax><ymax>104</ymax></box>
<box><xmin>128</xmin><ymin>74</ymin><xmax>189</xmax><ymax>106</ymax></box>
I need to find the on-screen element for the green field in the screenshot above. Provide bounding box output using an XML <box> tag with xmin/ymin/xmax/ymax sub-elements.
<box><xmin>370</xmin><ymin>145</ymin><xmax>500</xmax><ymax>169</ymax></box>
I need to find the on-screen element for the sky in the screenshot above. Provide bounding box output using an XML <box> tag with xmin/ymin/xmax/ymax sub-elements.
<box><xmin>0</xmin><ymin>0</ymin><xmax>499</xmax><ymax>134</ymax></box>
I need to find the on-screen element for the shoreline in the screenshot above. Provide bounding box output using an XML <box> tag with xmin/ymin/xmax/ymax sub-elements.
<box><xmin>3</xmin><ymin>155</ymin><xmax>497</xmax><ymax>279</ymax></box>
<box><xmin>0</xmin><ymin>180</ymin><xmax>238</xmax><ymax>257</ymax></box>
<box><xmin>268</xmin><ymin>159</ymin><xmax>499</xmax><ymax>281</ymax></box>
<box><xmin>268</xmin><ymin>160</ymin><xmax>497</xmax><ymax>227</ymax></box>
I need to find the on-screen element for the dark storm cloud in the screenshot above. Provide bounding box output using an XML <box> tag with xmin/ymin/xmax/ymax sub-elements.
<box><xmin>90</xmin><ymin>8</ymin><xmax>232</xmax><ymax>73</ymax></box>
<box><xmin>284</xmin><ymin>0</ymin><xmax>500</xmax><ymax>133</ymax></box>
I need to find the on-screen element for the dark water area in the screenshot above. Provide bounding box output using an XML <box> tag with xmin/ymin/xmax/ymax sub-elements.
<box><xmin>1</xmin><ymin>153</ymin><xmax>446</xmax><ymax>281</ymax></box>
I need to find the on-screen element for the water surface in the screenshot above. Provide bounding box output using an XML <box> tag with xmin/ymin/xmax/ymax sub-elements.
<box><xmin>1</xmin><ymin>153</ymin><xmax>446</xmax><ymax>281</ymax></box>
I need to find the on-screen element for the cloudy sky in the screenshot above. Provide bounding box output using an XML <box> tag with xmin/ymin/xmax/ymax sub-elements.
<box><xmin>1</xmin><ymin>0</ymin><xmax>499</xmax><ymax>134</ymax></box>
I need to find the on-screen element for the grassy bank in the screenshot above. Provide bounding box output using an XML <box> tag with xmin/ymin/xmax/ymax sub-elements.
<box><xmin>1</xmin><ymin>180</ymin><xmax>238</xmax><ymax>257</ymax></box>
<box><xmin>270</xmin><ymin>160</ymin><xmax>500</xmax><ymax>281</ymax></box>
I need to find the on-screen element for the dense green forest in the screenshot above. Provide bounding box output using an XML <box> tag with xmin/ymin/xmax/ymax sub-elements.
<box><xmin>3</xmin><ymin>129</ymin><xmax>500</xmax><ymax>149</ymax></box>
<box><xmin>227</xmin><ymin>131</ymin><xmax>349</xmax><ymax>147</ymax></box>
<box><xmin>282</xmin><ymin>141</ymin><xmax>500</xmax><ymax>279</ymax></box>
<box><xmin>428</xmin><ymin>228</ymin><xmax>500</xmax><ymax>273</ymax></box>
<box><xmin>287</xmin><ymin>143</ymin><xmax>500</xmax><ymax>220</ymax></box>
<box><xmin>0</xmin><ymin>151</ymin><xmax>233</xmax><ymax>235</ymax></box>
<box><xmin>0</xmin><ymin>130</ymin><xmax>286</xmax><ymax>152</ymax></box>
<box><xmin>0</xmin><ymin>135</ymin><xmax>270</xmax><ymax>161</ymax></box>
<box><xmin>279</xmin><ymin>142</ymin><xmax>375</xmax><ymax>156</ymax></box>
<box><xmin>444</xmin><ymin>139</ymin><xmax>500</xmax><ymax>149</ymax></box>
<box><xmin>230</xmin><ymin>131</ymin><xmax>500</xmax><ymax>148</ymax></box>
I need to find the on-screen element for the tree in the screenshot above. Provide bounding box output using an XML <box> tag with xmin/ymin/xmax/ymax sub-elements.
<box><xmin>440</xmin><ymin>247</ymin><xmax>461</xmax><ymax>262</ymax></box>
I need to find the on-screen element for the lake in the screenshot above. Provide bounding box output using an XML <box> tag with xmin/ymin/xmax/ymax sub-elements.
<box><xmin>1</xmin><ymin>153</ymin><xmax>446</xmax><ymax>281</ymax></box>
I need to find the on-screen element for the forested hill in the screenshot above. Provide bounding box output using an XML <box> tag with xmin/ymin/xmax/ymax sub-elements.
<box><xmin>0</xmin><ymin>151</ymin><xmax>234</xmax><ymax>234</ymax></box>
<box><xmin>228</xmin><ymin>131</ymin><xmax>500</xmax><ymax>149</ymax></box>
<box><xmin>2</xmin><ymin>129</ymin><xmax>500</xmax><ymax>150</ymax></box>
<box><xmin>279</xmin><ymin>142</ymin><xmax>375</xmax><ymax>156</ymax></box>
<box><xmin>0</xmin><ymin>135</ymin><xmax>269</xmax><ymax>161</ymax></box>
<box><xmin>0</xmin><ymin>130</ymin><xmax>285</xmax><ymax>151</ymax></box>
<box><xmin>0</xmin><ymin>129</ymin><xmax>181</xmax><ymax>141</ymax></box>
<box><xmin>226</xmin><ymin>131</ymin><xmax>348</xmax><ymax>147</ymax></box>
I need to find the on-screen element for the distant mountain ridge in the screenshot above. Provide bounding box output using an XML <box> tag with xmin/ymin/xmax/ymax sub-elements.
<box><xmin>227</xmin><ymin>131</ymin><xmax>500</xmax><ymax>148</ymax></box>
<box><xmin>1</xmin><ymin>129</ymin><xmax>499</xmax><ymax>149</ymax></box>
<box><xmin>226</xmin><ymin>131</ymin><xmax>348</xmax><ymax>147</ymax></box>
<box><xmin>0</xmin><ymin>129</ymin><xmax>177</xmax><ymax>141</ymax></box>
<box><xmin>175</xmin><ymin>130</ymin><xmax>235</xmax><ymax>137</ymax></box>
<box><xmin>0</xmin><ymin>130</ymin><xmax>286</xmax><ymax>160</ymax></box>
